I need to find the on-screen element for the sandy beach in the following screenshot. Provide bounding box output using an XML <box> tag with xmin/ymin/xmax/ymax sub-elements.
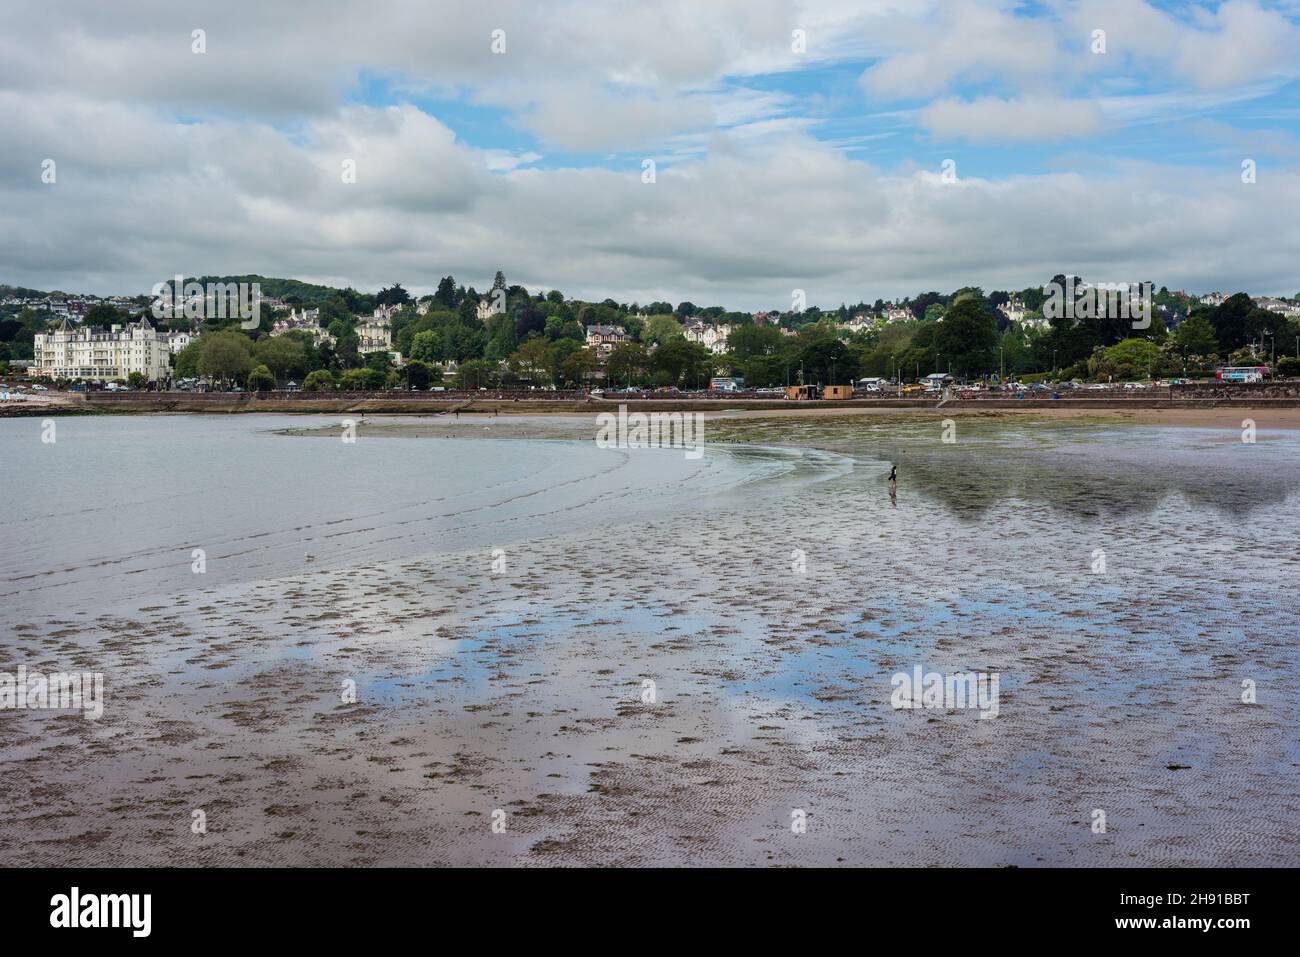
<box><xmin>2</xmin><ymin>413</ymin><xmax>1297</xmax><ymax>866</ymax></box>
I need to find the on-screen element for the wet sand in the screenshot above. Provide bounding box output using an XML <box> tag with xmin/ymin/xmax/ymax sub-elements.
<box><xmin>2</xmin><ymin>414</ymin><xmax>1297</xmax><ymax>867</ymax></box>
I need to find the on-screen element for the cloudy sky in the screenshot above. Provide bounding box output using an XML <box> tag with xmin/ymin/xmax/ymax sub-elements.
<box><xmin>2</xmin><ymin>0</ymin><xmax>1298</xmax><ymax>309</ymax></box>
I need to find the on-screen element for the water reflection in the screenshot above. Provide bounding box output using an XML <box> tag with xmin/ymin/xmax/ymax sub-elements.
<box><xmin>712</xmin><ymin>416</ymin><xmax>1300</xmax><ymax>521</ymax></box>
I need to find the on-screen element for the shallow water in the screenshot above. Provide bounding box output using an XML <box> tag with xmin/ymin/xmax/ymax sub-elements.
<box><xmin>1</xmin><ymin>413</ymin><xmax>1297</xmax><ymax>866</ymax></box>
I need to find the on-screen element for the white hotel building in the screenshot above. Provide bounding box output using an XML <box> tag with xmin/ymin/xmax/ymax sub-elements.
<box><xmin>33</xmin><ymin>316</ymin><xmax>172</xmax><ymax>383</ymax></box>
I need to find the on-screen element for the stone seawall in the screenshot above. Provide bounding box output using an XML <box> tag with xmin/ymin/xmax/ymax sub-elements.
<box><xmin>34</xmin><ymin>389</ymin><xmax>1300</xmax><ymax>415</ymax></box>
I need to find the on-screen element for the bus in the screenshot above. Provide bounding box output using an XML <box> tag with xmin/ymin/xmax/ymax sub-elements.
<box><xmin>1214</xmin><ymin>366</ymin><xmax>1269</xmax><ymax>383</ymax></box>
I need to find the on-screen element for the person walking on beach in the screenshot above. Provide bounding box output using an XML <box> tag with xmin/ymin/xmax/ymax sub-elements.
<box><xmin>888</xmin><ymin>464</ymin><xmax>897</xmax><ymax>488</ymax></box>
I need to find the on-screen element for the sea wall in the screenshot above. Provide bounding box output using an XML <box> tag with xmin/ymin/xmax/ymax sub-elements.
<box><xmin>47</xmin><ymin>388</ymin><xmax>1300</xmax><ymax>415</ymax></box>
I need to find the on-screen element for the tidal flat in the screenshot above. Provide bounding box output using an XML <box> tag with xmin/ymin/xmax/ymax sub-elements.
<box><xmin>1</xmin><ymin>413</ymin><xmax>1297</xmax><ymax>866</ymax></box>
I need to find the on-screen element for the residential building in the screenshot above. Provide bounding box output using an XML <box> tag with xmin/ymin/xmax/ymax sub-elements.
<box><xmin>999</xmin><ymin>298</ymin><xmax>1027</xmax><ymax>324</ymax></box>
<box><xmin>684</xmin><ymin>321</ymin><xmax>733</xmax><ymax>354</ymax></box>
<box><xmin>840</xmin><ymin>313</ymin><xmax>879</xmax><ymax>334</ymax></box>
<box><xmin>357</xmin><ymin>316</ymin><xmax>392</xmax><ymax>355</ymax></box>
<box><xmin>164</xmin><ymin>330</ymin><xmax>198</xmax><ymax>355</ymax></box>
<box><xmin>33</xmin><ymin>316</ymin><xmax>171</xmax><ymax>383</ymax></box>
<box><xmin>271</xmin><ymin>308</ymin><xmax>335</xmax><ymax>347</ymax></box>
<box><xmin>585</xmin><ymin>324</ymin><xmax>629</xmax><ymax>359</ymax></box>
<box><xmin>1256</xmin><ymin>297</ymin><xmax>1300</xmax><ymax>318</ymax></box>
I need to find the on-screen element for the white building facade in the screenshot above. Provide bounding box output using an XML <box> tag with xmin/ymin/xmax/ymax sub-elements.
<box><xmin>357</xmin><ymin>316</ymin><xmax>393</xmax><ymax>355</ymax></box>
<box><xmin>34</xmin><ymin>317</ymin><xmax>172</xmax><ymax>383</ymax></box>
<box><xmin>683</xmin><ymin>321</ymin><xmax>733</xmax><ymax>354</ymax></box>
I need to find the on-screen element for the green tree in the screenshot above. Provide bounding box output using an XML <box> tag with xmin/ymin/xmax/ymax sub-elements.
<box><xmin>727</xmin><ymin>325</ymin><xmax>784</xmax><ymax>361</ymax></box>
<box><xmin>1089</xmin><ymin>338</ymin><xmax>1163</xmax><ymax>381</ymax></box>
<box><xmin>642</xmin><ymin>314</ymin><xmax>683</xmax><ymax>345</ymax></box>
<box><xmin>84</xmin><ymin>304</ymin><xmax>124</xmax><ymax>326</ymax></box>
<box><xmin>1208</xmin><ymin>293</ymin><xmax>1253</xmax><ymax>351</ymax></box>
<box><xmin>434</xmin><ymin>276</ymin><xmax>458</xmax><ymax>309</ymax></box>
<box><xmin>650</xmin><ymin>339</ymin><xmax>711</xmax><ymax>388</ymax></box>
<box><xmin>406</xmin><ymin>359</ymin><xmax>439</xmax><ymax>390</ymax></box>
<box><xmin>254</xmin><ymin>335</ymin><xmax>307</xmax><ymax>381</ymax></box>
<box><xmin>507</xmin><ymin>338</ymin><xmax>550</xmax><ymax>386</ymax></box>
<box><xmin>797</xmin><ymin>335</ymin><xmax>854</xmax><ymax>385</ymax></box>
<box><xmin>247</xmin><ymin>364</ymin><xmax>276</xmax><ymax>391</ymax></box>
<box><xmin>173</xmin><ymin>339</ymin><xmax>203</xmax><ymax>378</ymax></box>
<box><xmin>1172</xmin><ymin>314</ymin><xmax>1219</xmax><ymax>359</ymax></box>
<box><xmin>410</xmin><ymin>329</ymin><xmax>441</xmax><ymax>363</ymax></box>
<box><xmin>457</xmin><ymin>358</ymin><xmax>497</xmax><ymax>389</ymax></box>
<box><xmin>559</xmin><ymin>348</ymin><xmax>598</xmax><ymax>388</ymax></box>
<box><xmin>934</xmin><ymin>295</ymin><xmax>998</xmax><ymax>377</ymax></box>
<box><xmin>606</xmin><ymin>342</ymin><xmax>648</xmax><ymax>387</ymax></box>
<box><xmin>340</xmin><ymin>367</ymin><xmax>386</xmax><ymax>390</ymax></box>
<box><xmin>197</xmin><ymin>331</ymin><xmax>253</xmax><ymax>385</ymax></box>
<box><xmin>302</xmin><ymin>369</ymin><xmax>335</xmax><ymax>391</ymax></box>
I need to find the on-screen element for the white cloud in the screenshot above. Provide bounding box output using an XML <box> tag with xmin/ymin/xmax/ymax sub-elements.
<box><xmin>1</xmin><ymin>0</ymin><xmax>1297</xmax><ymax>304</ymax></box>
<box><xmin>859</xmin><ymin>0</ymin><xmax>1061</xmax><ymax>100</ymax></box>
<box><xmin>919</xmin><ymin>97</ymin><xmax>1105</xmax><ymax>142</ymax></box>
<box><xmin>1171</xmin><ymin>0</ymin><xmax>1299</xmax><ymax>90</ymax></box>
<box><xmin>4</xmin><ymin>101</ymin><xmax>1298</xmax><ymax>305</ymax></box>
